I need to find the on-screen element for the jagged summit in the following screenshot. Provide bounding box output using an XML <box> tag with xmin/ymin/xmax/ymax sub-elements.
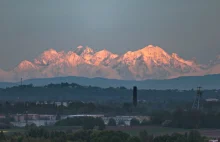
<box><xmin>77</xmin><ymin>45</ymin><xmax>83</xmax><ymax>49</ymax></box>
<box><xmin>16</xmin><ymin>60</ymin><xmax>36</xmax><ymax>70</ymax></box>
<box><xmin>34</xmin><ymin>48</ymin><xmax>64</xmax><ymax>66</ymax></box>
<box><xmin>91</xmin><ymin>49</ymin><xmax>118</xmax><ymax>66</ymax></box>
<box><xmin>74</xmin><ymin>46</ymin><xmax>94</xmax><ymax>55</ymax></box>
<box><xmin>95</xmin><ymin>49</ymin><xmax>117</xmax><ymax>57</ymax></box>
<box><xmin>0</xmin><ymin>45</ymin><xmax>219</xmax><ymax>81</ymax></box>
<box><xmin>140</xmin><ymin>45</ymin><xmax>164</xmax><ymax>52</ymax></box>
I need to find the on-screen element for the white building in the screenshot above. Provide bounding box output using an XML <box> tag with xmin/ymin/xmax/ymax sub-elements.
<box><xmin>206</xmin><ymin>98</ymin><xmax>219</xmax><ymax>102</ymax></box>
<box><xmin>11</xmin><ymin>120</ymin><xmax>56</xmax><ymax>127</ymax></box>
<box><xmin>13</xmin><ymin>114</ymin><xmax>56</xmax><ymax>122</ymax></box>
<box><xmin>103</xmin><ymin>116</ymin><xmax>151</xmax><ymax>126</ymax></box>
<box><xmin>11</xmin><ymin>114</ymin><xmax>57</xmax><ymax>127</ymax></box>
<box><xmin>209</xmin><ymin>140</ymin><xmax>218</xmax><ymax>142</ymax></box>
<box><xmin>62</xmin><ymin>114</ymin><xmax>104</xmax><ymax>119</ymax></box>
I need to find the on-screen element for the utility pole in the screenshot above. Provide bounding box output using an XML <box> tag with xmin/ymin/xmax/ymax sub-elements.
<box><xmin>25</xmin><ymin>102</ymin><xmax>28</xmax><ymax>126</ymax></box>
<box><xmin>192</xmin><ymin>86</ymin><xmax>203</xmax><ymax>110</ymax></box>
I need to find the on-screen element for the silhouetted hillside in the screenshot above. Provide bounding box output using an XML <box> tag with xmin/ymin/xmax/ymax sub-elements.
<box><xmin>0</xmin><ymin>74</ymin><xmax>220</xmax><ymax>90</ymax></box>
<box><xmin>0</xmin><ymin>81</ymin><xmax>219</xmax><ymax>102</ymax></box>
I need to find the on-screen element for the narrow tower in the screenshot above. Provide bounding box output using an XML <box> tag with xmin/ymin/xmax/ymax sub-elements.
<box><xmin>21</xmin><ymin>78</ymin><xmax>23</xmax><ymax>86</ymax></box>
<box><xmin>192</xmin><ymin>86</ymin><xmax>203</xmax><ymax>110</ymax></box>
<box><xmin>24</xmin><ymin>102</ymin><xmax>28</xmax><ymax>126</ymax></box>
<box><xmin>133</xmin><ymin>86</ymin><xmax>137</xmax><ymax>107</ymax></box>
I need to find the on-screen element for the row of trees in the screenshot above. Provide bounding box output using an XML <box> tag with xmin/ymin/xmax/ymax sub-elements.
<box><xmin>3</xmin><ymin>82</ymin><xmax>217</xmax><ymax>104</ymax></box>
<box><xmin>150</xmin><ymin>108</ymin><xmax>220</xmax><ymax>129</ymax></box>
<box><xmin>54</xmin><ymin>116</ymin><xmax>151</xmax><ymax>128</ymax></box>
<box><xmin>55</xmin><ymin>117</ymin><xmax>106</xmax><ymax>130</ymax></box>
<box><xmin>0</xmin><ymin>127</ymin><xmax>209</xmax><ymax>142</ymax></box>
<box><xmin>0</xmin><ymin>99</ymin><xmax>193</xmax><ymax>118</ymax></box>
<box><xmin>0</xmin><ymin>100</ymin><xmax>173</xmax><ymax>116</ymax></box>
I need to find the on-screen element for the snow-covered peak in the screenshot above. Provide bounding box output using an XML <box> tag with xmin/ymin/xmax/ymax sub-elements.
<box><xmin>91</xmin><ymin>49</ymin><xmax>118</xmax><ymax>65</ymax></box>
<box><xmin>140</xmin><ymin>45</ymin><xmax>167</xmax><ymax>54</ymax></box>
<box><xmin>171</xmin><ymin>53</ymin><xmax>179</xmax><ymax>58</ymax></box>
<box><xmin>46</xmin><ymin>48</ymin><xmax>58</xmax><ymax>54</ymax></box>
<box><xmin>95</xmin><ymin>49</ymin><xmax>118</xmax><ymax>58</ymax></box>
<box><xmin>77</xmin><ymin>45</ymin><xmax>83</xmax><ymax>49</ymax></box>
<box><xmin>0</xmin><ymin>44</ymin><xmax>216</xmax><ymax>82</ymax></box>
<box><xmin>207</xmin><ymin>55</ymin><xmax>220</xmax><ymax>74</ymax></box>
<box><xmin>127</xmin><ymin>45</ymin><xmax>171</xmax><ymax>63</ymax></box>
<box><xmin>121</xmin><ymin>45</ymin><xmax>171</xmax><ymax>65</ymax></box>
<box><xmin>74</xmin><ymin>46</ymin><xmax>94</xmax><ymax>56</ymax></box>
<box><xmin>65</xmin><ymin>51</ymin><xmax>85</xmax><ymax>65</ymax></box>
<box><xmin>40</xmin><ymin>48</ymin><xmax>60</xmax><ymax>57</ymax></box>
<box><xmin>171</xmin><ymin>53</ymin><xmax>195</xmax><ymax>66</ymax></box>
<box><xmin>34</xmin><ymin>48</ymin><xmax>64</xmax><ymax>65</ymax></box>
<box><xmin>0</xmin><ymin>68</ymin><xmax>7</xmax><ymax>74</ymax></box>
<box><xmin>208</xmin><ymin>54</ymin><xmax>220</xmax><ymax>66</ymax></box>
<box><xmin>16</xmin><ymin>60</ymin><xmax>37</xmax><ymax>70</ymax></box>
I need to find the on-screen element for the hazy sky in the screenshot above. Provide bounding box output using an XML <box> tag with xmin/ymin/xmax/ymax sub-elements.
<box><xmin>0</xmin><ymin>0</ymin><xmax>220</xmax><ymax>70</ymax></box>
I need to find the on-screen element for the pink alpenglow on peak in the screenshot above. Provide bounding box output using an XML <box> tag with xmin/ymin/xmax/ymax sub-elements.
<box><xmin>34</xmin><ymin>49</ymin><xmax>65</xmax><ymax>66</ymax></box>
<box><xmin>74</xmin><ymin>46</ymin><xmax>94</xmax><ymax>56</ymax></box>
<box><xmin>77</xmin><ymin>45</ymin><xmax>83</xmax><ymax>49</ymax></box>
<box><xmin>16</xmin><ymin>60</ymin><xmax>38</xmax><ymax>70</ymax></box>
<box><xmin>0</xmin><ymin>45</ymin><xmax>220</xmax><ymax>82</ymax></box>
<box><xmin>91</xmin><ymin>49</ymin><xmax>118</xmax><ymax>66</ymax></box>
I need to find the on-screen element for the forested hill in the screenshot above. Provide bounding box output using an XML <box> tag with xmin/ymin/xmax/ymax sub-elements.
<box><xmin>1</xmin><ymin>74</ymin><xmax>220</xmax><ymax>90</ymax></box>
<box><xmin>0</xmin><ymin>82</ymin><xmax>219</xmax><ymax>102</ymax></box>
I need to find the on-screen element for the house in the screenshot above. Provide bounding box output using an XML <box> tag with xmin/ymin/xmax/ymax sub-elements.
<box><xmin>103</xmin><ymin>115</ymin><xmax>151</xmax><ymax>126</ymax></box>
<box><xmin>134</xmin><ymin>116</ymin><xmax>151</xmax><ymax>122</ymax></box>
<box><xmin>63</xmin><ymin>102</ymin><xmax>68</xmax><ymax>107</ymax></box>
<box><xmin>103</xmin><ymin>116</ymin><xmax>133</xmax><ymax>126</ymax></box>
<box><xmin>62</xmin><ymin>114</ymin><xmax>104</xmax><ymax>119</ymax></box>
<box><xmin>13</xmin><ymin>114</ymin><xmax>40</xmax><ymax>122</ymax></box>
<box><xmin>39</xmin><ymin>115</ymin><xmax>56</xmax><ymax>120</ymax></box>
<box><xmin>13</xmin><ymin>114</ymin><xmax>25</xmax><ymax>122</ymax></box>
<box><xmin>206</xmin><ymin>98</ymin><xmax>219</xmax><ymax>102</ymax></box>
<box><xmin>209</xmin><ymin>140</ymin><xmax>218</xmax><ymax>142</ymax></box>
<box><xmin>54</xmin><ymin>102</ymin><xmax>62</xmax><ymax>107</ymax></box>
<box><xmin>0</xmin><ymin>115</ymin><xmax>6</xmax><ymax>119</ymax></box>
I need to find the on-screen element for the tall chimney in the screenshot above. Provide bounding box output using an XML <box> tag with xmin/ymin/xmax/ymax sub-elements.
<box><xmin>133</xmin><ymin>86</ymin><xmax>137</xmax><ymax>107</ymax></box>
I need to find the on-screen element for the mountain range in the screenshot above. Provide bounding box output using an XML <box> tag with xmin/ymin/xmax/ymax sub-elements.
<box><xmin>0</xmin><ymin>45</ymin><xmax>220</xmax><ymax>82</ymax></box>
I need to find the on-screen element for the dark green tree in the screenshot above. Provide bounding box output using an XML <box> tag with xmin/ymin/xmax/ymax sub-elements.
<box><xmin>139</xmin><ymin>130</ymin><xmax>153</xmax><ymax>142</ymax></box>
<box><xmin>130</xmin><ymin>118</ymin><xmax>140</xmax><ymax>126</ymax></box>
<box><xmin>82</xmin><ymin>117</ymin><xmax>95</xmax><ymax>130</ymax></box>
<box><xmin>110</xmin><ymin>136</ymin><xmax>123</xmax><ymax>142</ymax></box>
<box><xmin>95</xmin><ymin>117</ymin><xmax>105</xmax><ymax>130</ymax></box>
<box><xmin>0</xmin><ymin>131</ymin><xmax>5</xmax><ymax>141</ymax></box>
<box><xmin>188</xmin><ymin>130</ymin><xmax>203</xmax><ymax>142</ymax></box>
<box><xmin>108</xmin><ymin>118</ymin><xmax>116</xmax><ymax>126</ymax></box>
<box><xmin>127</xmin><ymin>136</ymin><xmax>141</xmax><ymax>142</ymax></box>
<box><xmin>118</xmin><ymin>120</ymin><xmax>126</xmax><ymax>126</ymax></box>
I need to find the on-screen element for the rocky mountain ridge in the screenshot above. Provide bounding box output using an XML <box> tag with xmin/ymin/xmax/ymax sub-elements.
<box><xmin>0</xmin><ymin>45</ymin><xmax>219</xmax><ymax>82</ymax></box>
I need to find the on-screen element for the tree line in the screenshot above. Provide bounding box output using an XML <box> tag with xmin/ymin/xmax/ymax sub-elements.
<box><xmin>0</xmin><ymin>126</ymin><xmax>209</xmax><ymax>142</ymax></box>
<box><xmin>55</xmin><ymin>117</ymin><xmax>105</xmax><ymax>130</ymax></box>
<box><xmin>150</xmin><ymin>108</ymin><xmax>220</xmax><ymax>129</ymax></box>
<box><xmin>1</xmin><ymin>82</ymin><xmax>218</xmax><ymax>103</ymax></box>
